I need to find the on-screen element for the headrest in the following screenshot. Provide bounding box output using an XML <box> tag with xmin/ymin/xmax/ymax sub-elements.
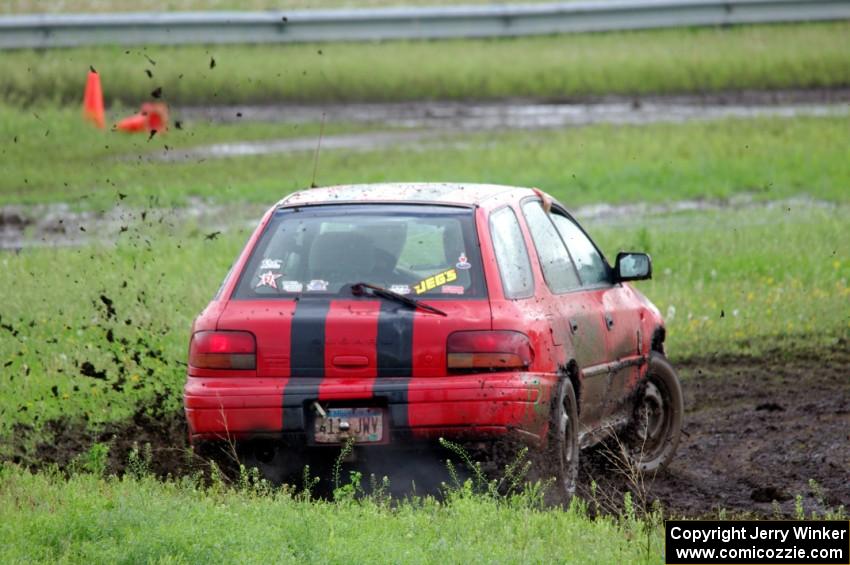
<box><xmin>308</xmin><ymin>232</ymin><xmax>376</xmax><ymax>281</ymax></box>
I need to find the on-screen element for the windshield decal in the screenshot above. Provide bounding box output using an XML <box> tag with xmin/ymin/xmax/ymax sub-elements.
<box><xmin>306</xmin><ymin>279</ymin><xmax>329</xmax><ymax>292</ymax></box>
<box><xmin>455</xmin><ymin>253</ymin><xmax>472</xmax><ymax>270</ymax></box>
<box><xmin>441</xmin><ymin>285</ymin><xmax>465</xmax><ymax>295</ymax></box>
<box><xmin>260</xmin><ymin>258</ymin><xmax>283</xmax><ymax>270</ymax></box>
<box><xmin>256</xmin><ymin>271</ymin><xmax>282</xmax><ymax>290</ymax></box>
<box><xmin>389</xmin><ymin>284</ymin><xmax>412</xmax><ymax>295</ymax></box>
<box><xmin>413</xmin><ymin>268</ymin><xmax>457</xmax><ymax>295</ymax></box>
<box><xmin>281</xmin><ymin>280</ymin><xmax>303</xmax><ymax>293</ymax></box>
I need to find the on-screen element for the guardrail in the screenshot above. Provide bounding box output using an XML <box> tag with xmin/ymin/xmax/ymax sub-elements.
<box><xmin>1</xmin><ymin>0</ymin><xmax>848</xmax><ymax>49</ymax></box>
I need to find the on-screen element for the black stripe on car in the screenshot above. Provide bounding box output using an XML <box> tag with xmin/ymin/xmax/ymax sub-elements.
<box><xmin>376</xmin><ymin>301</ymin><xmax>415</xmax><ymax>428</ymax></box>
<box><xmin>282</xmin><ymin>298</ymin><xmax>331</xmax><ymax>431</ymax></box>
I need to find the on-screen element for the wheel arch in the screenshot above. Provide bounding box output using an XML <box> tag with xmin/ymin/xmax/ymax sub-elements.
<box><xmin>558</xmin><ymin>359</ymin><xmax>581</xmax><ymax>416</ymax></box>
<box><xmin>651</xmin><ymin>325</ymin><xmax>666</xmax><ymax>356</ymax></box>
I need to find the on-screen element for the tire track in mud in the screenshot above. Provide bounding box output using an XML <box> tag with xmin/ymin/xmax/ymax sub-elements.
<box><xmin>5</xmin><ymin>346</ymin><xmax>849</xmax><ymax>516</ymax></box>
<box><xmin>581</xmin><ymin>345</ymin><xmax>850</xmax><ymax>517</ymax></box>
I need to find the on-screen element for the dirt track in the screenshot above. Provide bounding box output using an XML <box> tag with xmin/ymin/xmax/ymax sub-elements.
<box><xmin>9</xmin><ymin>346</ymin><xmax>849</xmax><ymax>517</ymax></box>
<box><xmin>582</xmin><ymin>345</ymin><xmax>850</xmax><ymax>517</ymax></box>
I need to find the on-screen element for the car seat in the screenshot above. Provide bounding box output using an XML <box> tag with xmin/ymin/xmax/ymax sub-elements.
<box><xmin>308</xmin><ymin>231</ymin><xmax>377</xmax><ymax>285</ymax></box>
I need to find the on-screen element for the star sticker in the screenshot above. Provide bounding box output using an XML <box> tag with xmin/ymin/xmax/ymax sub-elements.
<box><xmin>257</xmin><ymin>271</ymin><xmax>282</xmax><ymax>290</ymax></box>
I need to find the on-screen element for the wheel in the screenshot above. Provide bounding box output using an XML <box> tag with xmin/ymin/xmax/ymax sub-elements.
<box><xmin>623</xmin><ymin>352</ymin><xmax>684</xmax><ymax>473</ymax></box>
<box><xmin>546</xmin><ymin>378</ymin><xmax>579</xmax><ymax>505</ymax></box>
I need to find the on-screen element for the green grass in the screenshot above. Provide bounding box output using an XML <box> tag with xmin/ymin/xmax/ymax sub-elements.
<box><xmin>2</xmin><ymin>22</ymin><xmax>849</xmax><ymax>106</ymax></box>
<box><xmin>3</xmin><ymin>106</ymin><xmax>850</xmax><ymax>209</ymax></box>
<box><xmin>0</xmin><ymin>230</ymin><xmax>245</xmax><ymax>434</ymax></box>
<box><xmin>3</xmin><ymin>0</ymin><xmax>601</xmax><ymax>13</ymax></box>
<box><xmin>1</xmin><ymin>108</ymin><xmax>848</xmax><ymax>437</ymax></box>
<box><xmin>1</xmin><ymin>111</ymin><xmax>849</xmax><ymax>434</ymax></box>
<box><xmin>0</xmin><ymin>110</ymin><xmax>847</xmax><ymax>561</ymax></box>
<box><xmin>0</xmin><ymin>104</ymin><xmax>372</xmax><ymax>206</ymax></box>
<box><xmin>594</xmin><ymin>205</ymin><xmax>850</xmax><ymax>360</ymax></box>
<box><xmin>0</xmin><ymin>467</ymin><xmax>662</xmax><ymax>564</ymax></box>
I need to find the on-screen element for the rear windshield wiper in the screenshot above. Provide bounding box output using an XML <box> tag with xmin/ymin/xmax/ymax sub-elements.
<box><xmin>351</xmin><ymin>282</ymin><xmax>447</xmax><ymax>317</ymax></box>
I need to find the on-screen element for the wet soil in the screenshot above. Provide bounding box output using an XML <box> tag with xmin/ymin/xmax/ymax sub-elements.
<box><xmin>167</xmin><ymin>96</ymin><xmax>849</xmax><ymax>162</ymax></box>
<box><xmin>180</xmin><ymin>88</ymin><xmax>850</xmax><ymax>127</ymax></box>
<box><xmin>5</xmin><ymin>347</ymin><xmax>848</xmax><ymax>516</ymax></box>
<box><xmin>581</xmin><ymin>345</ymin><xmax>850</xmax><ymax>517</ymax></box>
<box><xmin>9</xmin><ymin>393</ymin><xmax>193</xmax><ymax>479</ymax></box>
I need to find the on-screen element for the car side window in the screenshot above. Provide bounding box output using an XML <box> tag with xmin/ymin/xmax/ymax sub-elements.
<box><xmin>521</xmin><ymin>201</ymin><xmax>581</xmax><ymax>293</ymax></box>
<box><xmin>489</xmin><ymin>207</ymin><xmax>534</xmax><ymax>299</ymax></box>
<box><xmin>550</xmin><ymin>212</ymin><xmax>611</xmax><ymax>287</ymax></box>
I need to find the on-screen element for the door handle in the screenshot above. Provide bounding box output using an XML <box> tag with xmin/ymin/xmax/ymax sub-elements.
<box><xmin>569</xmin><ymin>318</ymin><xmax>579</xmax><ymax>334</ymax></box>
<box><xmin>605</xmin><ymin>313</ymin><xmax>614</xmax><ymax>330</ymax></box>
<box><xmin>333</xmin><ymin>355</ymin><xmax>369</xmax><ymax>368</ymax></box>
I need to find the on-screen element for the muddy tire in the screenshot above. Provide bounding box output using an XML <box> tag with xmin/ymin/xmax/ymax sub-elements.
<box><xmin>546</xmin><ymin>378</ymin><xmax>580</xmax><ymax>505</ymax></box>
<box><xmin>624</xmin><ymin>352</ymin><xmax>683</xmax><ymax>473</ymax></box>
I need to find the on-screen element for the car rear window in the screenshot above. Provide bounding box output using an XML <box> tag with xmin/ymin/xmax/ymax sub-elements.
<box><xmin>232</xmin><ymin>204</ymin><xmax>486</xmax><ymax>300</ymax></box>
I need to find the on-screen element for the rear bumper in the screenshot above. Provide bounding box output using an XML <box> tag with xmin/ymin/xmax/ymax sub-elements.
<box><xmin>183</xmin><ymin>372</ymin><xmax>556</xmax><ymax>445</ymax></box>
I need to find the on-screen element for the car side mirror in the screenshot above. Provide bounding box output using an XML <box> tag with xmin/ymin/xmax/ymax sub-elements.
<box><xmin>614</xmin><ymin>252</ymin><xmax>652</xmax><ymax>282</ymax></box>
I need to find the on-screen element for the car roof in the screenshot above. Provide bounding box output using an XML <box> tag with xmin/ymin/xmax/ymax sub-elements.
<box><xmin>278</xmin><ymin>182</ymin><xmax>537</xmax><ymax>208</ymax></box>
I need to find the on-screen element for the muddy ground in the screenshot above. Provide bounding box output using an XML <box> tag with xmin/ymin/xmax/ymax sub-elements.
<box><xmin>164</xmin><ymin>96</ymin><xmax>850</xmax><ymax>162</ymax></box>
<box><xmin>581</xmin><ymin>345</ymin><xmax>850</xmax><ymax>517</ymax></box>
<box><xmin>180</xmin><ymin>88</ymin><xmax>850</xmax><ymax>126</ymax></box>
<box><xmin>6</xmin><ymin>346</ymin><xmax>849</xmax><ymax>517</ymax></box>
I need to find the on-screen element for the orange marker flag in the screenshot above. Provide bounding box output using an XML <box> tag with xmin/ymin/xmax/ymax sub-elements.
<box><xmin>82</xmin><ymin>67</ymin><xmax>105</xmax><ymax>129</ymax></box>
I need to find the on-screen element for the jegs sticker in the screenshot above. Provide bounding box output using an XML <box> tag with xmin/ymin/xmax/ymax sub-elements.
<box><xmin>260</xmin><ymin>258</ymin><xmax>282</xmax><ymax>270</ymax></box>
<box><xmin>256</xmin><ymin>271</ymin><xmax>282</xmax><ymax>290</ymax></box>
<box><xmin>414</xmin><ymin>268</ymin><xmax>457</xmax><ymax>295</ymax></box>
<box><xmin>306</xmin><ymin>279</ymin><xmax>329</xmax><ymax>292</ymax></box>
<box><xmin>455</xmin><ymin>253</ymin><xmax>471</xmax><ymax>270</ymax></box>
<box><xmin>441</xmin><ymin>285</ymin><xmax>465</xmax><ymax>295</ymax></box>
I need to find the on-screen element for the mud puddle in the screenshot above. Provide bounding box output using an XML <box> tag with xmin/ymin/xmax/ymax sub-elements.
<box><xmin>181</xmin><ymin>88</ymin><xmax>850</xmax><ymax>128</ymax></box>
<box><xmin>169</xmin><ymin>93</ymin><xmax>850</xmax><ymax>161</ymax></box>
<box><xmin>181</xmin><ymin>100</ymin><xmax>849</xmax><ymax>133</ymax></box>
<box><xmin>6</xmin><ymin>347</ymin><xmax>849</xmax><ymax>516</ymax></box>
<box><xmin>154</xmin><ymin>130</ymin><xmax>448</xmax><ymax>162</ymax></box>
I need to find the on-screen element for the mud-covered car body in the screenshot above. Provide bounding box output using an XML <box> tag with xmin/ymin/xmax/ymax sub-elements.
<box><xmin>184</xmin><ymin>183</ymin><xmax>671</xmax><ymax>466</ymax></box>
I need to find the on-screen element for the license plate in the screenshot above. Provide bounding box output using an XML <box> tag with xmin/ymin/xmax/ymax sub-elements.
<box><xmin>313</xmin><ymin>407</ymin><xmax>384</xmax><ymax>444</ymax></box>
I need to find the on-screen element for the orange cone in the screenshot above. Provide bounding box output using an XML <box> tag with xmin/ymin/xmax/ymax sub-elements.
<box><xmin>115</xmin><ymin>112</ymin><xmax>148</xmax><ymax>133</ymax></box>
<box><xmin>82</xmin><ymin>68</ymin><xmax>105</xmax><ymax>129</ymax></box>
<box><xmin>141</xmin><ymin>102</ymin><xmax>169</xmax><ymax>133</ymax></box>
<box><xmin>115</xmin><ymin>102</ymin><xmax>169</xmax><ymax>134</ymax></box>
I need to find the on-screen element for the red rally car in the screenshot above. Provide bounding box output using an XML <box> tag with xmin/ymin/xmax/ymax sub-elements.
<box><xmin>184</xmin><ymin>183</ymin><xmax>683</xmax><ymax>497</ymax></box>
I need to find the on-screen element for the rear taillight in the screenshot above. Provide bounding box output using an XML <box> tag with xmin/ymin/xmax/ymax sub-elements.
<box><xmin>447</xmin><ymin>331</ymin><xmax>534</xmax><ymax>372</ymax></box>
<box><xmin>189</xmin><ymin>331</ymin><xmax>256</xmax><ymax>370</ymax></box>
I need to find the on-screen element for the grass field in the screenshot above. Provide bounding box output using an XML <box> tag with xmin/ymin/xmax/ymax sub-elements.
<box><xmin>2</xmin><ymin>109</ymin><xmax>849</xmax><ymax>436</ymax></box>
<box><xmin>2</xmin><ymin>31</ymin><xmax>848</xmax><ymax>545</ymax></box>
<box><xmin>2</xmin><ymin>16</ymin><xmax>848</xmax><ymax>561</ymax></box>
<box><xmin>2</xmin><ymin>22</ymin><xmax>849</xmax><ymax>106</ymax></box>
<box><xmin>3</xmin><ymin>105</ymin><xmax>849</xmax><ymax>208</ymax></box>
<box><xmin>0</xmin><ymin>467</ymin><xmax>662</xmax><ymax>564</ymax></box>
<box><xmin>4</xmin><ymin>0</ymin><xmax>603</xmax><ymax>13</ymax></box>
